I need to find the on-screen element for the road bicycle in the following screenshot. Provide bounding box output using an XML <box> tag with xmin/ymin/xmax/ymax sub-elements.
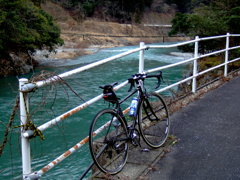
<box><xmin>89</xmin><ymin>72</ymin><xmax>170</xmax><ymax>175</ymax></box>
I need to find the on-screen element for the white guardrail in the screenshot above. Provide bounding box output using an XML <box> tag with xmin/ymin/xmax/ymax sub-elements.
<box><xmin>19</xmin><ymin>33</ymin><xmax>240</xmax><ymax>179</ymax></box>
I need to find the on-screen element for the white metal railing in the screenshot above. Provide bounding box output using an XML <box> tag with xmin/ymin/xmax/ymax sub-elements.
<box><xmin>19</xmin><ymin>33</ymin><xmax>240</xmax><ymax>179</ymax></box>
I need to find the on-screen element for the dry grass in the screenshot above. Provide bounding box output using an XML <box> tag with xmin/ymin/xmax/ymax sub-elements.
<box><xmin>40</xmin><ymin>1</ymin><xmax>190</xmax><ymax>59</ymax></box>
<box><xmin>41</xmin><ymin>1</ymin><xmax>176</xmax><ymax>50</ymax></box>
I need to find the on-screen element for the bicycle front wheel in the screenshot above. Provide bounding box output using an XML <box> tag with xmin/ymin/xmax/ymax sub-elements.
<box><xmin>89</xmin><ymin>109</ymin><xmax>129</xmax><ymax>175</ymax></box>
<box><xmin>138</xmin><ymin>92</ymin><xmax>170</xmax><ymax>148</ymax></box>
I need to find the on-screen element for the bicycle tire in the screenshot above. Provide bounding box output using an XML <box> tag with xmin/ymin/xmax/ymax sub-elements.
<box><xmin>138</xmin><ymin>92</ymin><xmax>170</xmax><ymax>148</ymax></box>
<box><xmin>89</xmin><ymin>109</ymin><xmax>129</xmax><ymax>175</ymax></box>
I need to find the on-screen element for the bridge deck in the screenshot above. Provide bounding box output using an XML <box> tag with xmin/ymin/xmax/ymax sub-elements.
<box><xmin>89</xmin><ymin>75</ymin><xmax>240</xmax><ymax>179</ymax></box>
<box><xmin>146</xmin><ymin>75</ymin><xmax>240</xmax><ymax>179</ymax></box>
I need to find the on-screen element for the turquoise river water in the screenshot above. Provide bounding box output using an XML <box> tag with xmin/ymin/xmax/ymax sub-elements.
<box><xmin>0</xmin><ymin>43</ymin><xmax>191</xmax><ymax>179</ymax></box>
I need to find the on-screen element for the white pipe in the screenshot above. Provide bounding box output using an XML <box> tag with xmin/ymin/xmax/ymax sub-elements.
<box><xmin>35</xmin><ymin>47</ymin><xmax>146</xmax><ymax>88</ymax></box>
<box><xmin>192</xmin><ymin>36</ymin><xmax>199</xmax><ymax>93</ymax></box>
<box><xmin>139</xmin><ymin>42</ymin><xmax>145</xmax><ymax>73</ymax></box>
<box><xmin>23</xmin><ymin>81</ymin><xmax>129</xmax><ymax>138</ymax></box>
<box><xmin>19</xmin><ymin>78</ymin><xmax>31</xmax><ymax>178</ymax></box>
<box><xmin>228</xmin><ymin>45</ymin><xmax>240</xmax><ymax>50</ymax></box>
<box><xmin>156</xmin><ymin>76</ymin><xmax>194</xmax><ymax>93</ymax></box>
<box><xmin>146</xmin><ymin>56</ymin><xmax>198</xmax><ymax>73</ymax></box>
<box><xmin>225</xmin><ymin>33</ymin><xmax>230</xmax><ymax>76</ymax></box>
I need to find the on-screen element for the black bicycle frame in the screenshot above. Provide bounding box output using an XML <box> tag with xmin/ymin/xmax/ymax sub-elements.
<box><xmin>109</xmin><ymin>78</ymin><xmax>159</xmax><ymax>142</ymax></box>
<box><xmin>114</xmin><ymin>80</ymin><xmax>147</xmax><ymax>133</ymax></box>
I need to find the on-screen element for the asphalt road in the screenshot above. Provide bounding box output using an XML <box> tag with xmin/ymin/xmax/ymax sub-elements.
<box><xmin>146</xmin><ymin>76</ymin><xmax>240</xmax><ymax>180</ymax></box>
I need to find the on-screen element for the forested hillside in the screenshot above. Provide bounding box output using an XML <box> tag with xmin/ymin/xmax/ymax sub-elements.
<box><xmin>50</xmin><ymin>0</ymin><xmax>173</xmax><ymax>23</ymax></box>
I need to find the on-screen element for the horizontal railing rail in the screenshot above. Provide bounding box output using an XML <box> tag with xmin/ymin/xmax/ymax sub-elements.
<box><xmin>19</xmin><ymin>33</ymin><xmax>240</xmax><ymax>179</ymax></box>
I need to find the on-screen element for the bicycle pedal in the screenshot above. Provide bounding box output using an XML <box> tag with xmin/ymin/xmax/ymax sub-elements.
<box><xmin>132</xmin><ymin>137</ymin><xmax>141</xmax><ymax>147</ymax></box>
<box><xmin>115</xmin><ymin>144</ymin><xmax>123</xmax><ymax>154</ymax></box>
<box><xmin>141</xmin><ymin>148</ymin><xmax>150</xmax><ymax>152</ymax></box>
<box><xmin>132</xmin><ymin>142</ymin><xmax>138</xmax><ymax>147</ymax></box>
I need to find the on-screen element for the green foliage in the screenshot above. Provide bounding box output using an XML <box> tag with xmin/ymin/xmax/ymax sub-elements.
<box><xmin>134</xmin><ymin>9</ymin><xmax>142</xmax><ymax>24</ymax></box>
<box><xmin>52</xmin><ymin>0</ymin><xmax>153</xmax><ymax>23</ymax></box>
<box><xmin>170</xmin><ymin>5</ymin><xmax>227</xmax><ymax>37</ymax></box>
<box><xmin>188</xmin><ymin>6</ymin><xmax>227</xmax><ymax>36</ymax></box>
<box><xmin>226</xmin><ymin>7</ymin><xmax>240</xmax><ymax>34</ymax></box>
<box><xmin>30</xmin><ymin>0</ymin><xmax>42</xmax><ymax>7</ymax></box>
<box><xmin>169</xmin><ymin>12</ymin><xmax>190</xmax><ymax>36</ymax></box>
<box><xmin>104</xmin><ymin>0</ymin><xmax>152</xmax><ymax>22</ymax></box>
<box><xmin>166</xmin><ymin>0</ymin><xmax>192</xmax><ymax>13</ymax></box>
<box><xmin>0</xmin><ymin>0</ymin><xmax>63</xmax><ymax>58</ymax></box>
<box><xmin>169</xmin><ymin>0</ymin><xmax>240</xmax><ymax>52</ymax></box>
<box><xmin>82</xmin><ymin>1</ymin><xmax>95</xmax><ymax>16</ymax></box>
<box><xmin>210</xmin><ymin>0</ymin><xmax>240</xmax><ymax>11</ymax></box>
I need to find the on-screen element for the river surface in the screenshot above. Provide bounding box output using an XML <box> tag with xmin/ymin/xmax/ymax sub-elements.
<box><xmin>0</xmin><ymin>43</ymin><xmax>192</xmax><ymax>179</ymax></box>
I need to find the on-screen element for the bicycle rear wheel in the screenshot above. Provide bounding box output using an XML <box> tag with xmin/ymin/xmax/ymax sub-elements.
<box><xmin>89</xmin><ymin>109</ymin><xmax>129</xmax><ymax>175</ymax></box>
<box><xmin>138</xmin><ymin>92</ymin><xmax>170</xmax><ymax>148</ymax></box>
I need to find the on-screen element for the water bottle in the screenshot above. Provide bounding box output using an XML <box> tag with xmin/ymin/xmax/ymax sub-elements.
<box><xmin>129</xmin><ymin>98</ymin><xmax>138</xmax><ymax>117</ymax></box>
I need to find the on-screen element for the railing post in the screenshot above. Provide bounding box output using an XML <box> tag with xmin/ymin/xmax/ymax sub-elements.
<box><xmin>19</xmin><ymin>78</ymin><xmax>31</xmax><ymax>179</ymax></box>
<box><xmin>192</xmin><ymin>36</ymin><xmax>199</xmax><ymax>93</ymax></box>
<box><xmin>139</xmin><ymin>42</ymin><xmax>145</xmax><ymax>73</ymax></box>
<box><xmin>224</xmin><ymin>33</ymin><xmax>230</xmax><ymax>77</ymax></box>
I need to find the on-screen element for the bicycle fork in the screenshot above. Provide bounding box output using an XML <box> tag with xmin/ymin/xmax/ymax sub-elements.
<box><xmin>142</xmin><ymin>96</ymin><xmax>159</xmax><ymax>121</ymax></box>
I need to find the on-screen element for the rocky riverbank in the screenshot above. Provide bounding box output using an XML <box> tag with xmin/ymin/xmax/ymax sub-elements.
<box><xmin>34</xmin><ymin>44</ymin><xmax>123</xmax><ymax>61</ymax></box>
<box><xmin>0</xmin><ymin>34</ymin><xmax>191</xmax><ymax>77</ymax></box>
<box><xmin>34</xmin><ymin>36</ymin><xmax>191</xmax><ymax>62</ymax></box>
<box><xmin>0</xmin><ymin>52</ymin><xmax>39</xmax><ymax>78</ymax></box>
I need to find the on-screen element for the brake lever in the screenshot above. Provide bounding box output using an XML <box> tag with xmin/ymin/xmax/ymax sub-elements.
<box><xmin>155</xmin><ymin>76</ymin><xmax>161</xmax><ymax>89</ymax></box>
<box><xmin>128</xmin><ymin>79</ymin><xmax>135</xmax><ymax>92</ymax></box>
<box><xmin>155</xmin><ymin>71</ymin><xmax>164</xmax><ymax>89</ymax></box>
<box><xmin>159</xmin><ymin>71</ymin><xmax>164</xmax><ymax>83</ymax></box>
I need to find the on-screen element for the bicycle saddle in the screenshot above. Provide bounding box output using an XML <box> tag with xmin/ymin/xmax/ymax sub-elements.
<box><xmin>99</xmin><ymin>82</ymin><xmax>119</xmax><ymax>103</ymax></box>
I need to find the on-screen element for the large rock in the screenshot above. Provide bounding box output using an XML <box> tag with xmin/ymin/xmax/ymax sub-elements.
<box><xmin>0</xmin><ymin>52</ymin><xmax>38</xmax><ymax>77</ymax></box>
